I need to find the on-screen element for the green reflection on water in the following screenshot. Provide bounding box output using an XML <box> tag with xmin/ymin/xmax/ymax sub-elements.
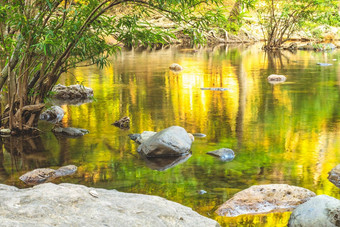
<box><xmin>1</xmin><ymin>44</ymin><xmax>340</xmax><ymax>226</ymax></box>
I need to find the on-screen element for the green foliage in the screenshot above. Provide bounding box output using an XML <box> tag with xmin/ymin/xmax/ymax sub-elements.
<box><xmin>0</xmin><ymin>0</ymin><xmax>228</xmax><ymax>131</ymax></box>
<box><xmin>256</xmin><ymin>0</ymin><xmax>340</xmax><ymax>49</ymax></box>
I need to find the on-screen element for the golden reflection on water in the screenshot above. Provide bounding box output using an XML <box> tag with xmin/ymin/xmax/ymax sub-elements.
<box><xmin>1</xmin><ymin>44</ymin><xmax>340</xmax><ymax>226</ymax></box>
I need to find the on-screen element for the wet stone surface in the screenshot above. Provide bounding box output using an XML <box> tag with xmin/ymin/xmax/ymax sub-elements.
<box><xmin>19</xmin><ymin>165</ymin><xmax>77</xmax><ymax>186</ymax></box>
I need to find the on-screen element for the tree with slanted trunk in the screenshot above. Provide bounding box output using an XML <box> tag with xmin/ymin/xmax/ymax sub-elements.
<box><xmin>0</xmin><ymin>0</ymin><xmax>226</xmax><ymax>134</ymax></box>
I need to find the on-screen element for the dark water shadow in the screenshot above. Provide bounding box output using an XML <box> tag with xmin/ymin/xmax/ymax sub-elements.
<box><xmin>140</xmin><ymin>153</ymin><xmax>192</xmax><ymax>171</ymax></box>
<box><xmin>0</xmin><ymin>135</ymin><xmax>54</xmax><ymax>174</ymax></box>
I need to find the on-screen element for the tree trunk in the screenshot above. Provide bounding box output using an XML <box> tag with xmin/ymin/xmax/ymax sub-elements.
<box><xmin>228</xmin><ymin>0</ymin><xmax>242</xmax><ymax>31</ymax></box>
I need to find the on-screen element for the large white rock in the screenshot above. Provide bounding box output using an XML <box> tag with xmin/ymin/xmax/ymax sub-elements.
<box><xmin>138</xmin><ymin>126</ymin><xmax>192</xmax><ymax>157</ymax></box>
<box><xmin>216</xmin><ymin>184</ymin><xmax>315</xmax><ymax>217</ymax></box>
<box><xmin>288</xmin><ymin>195</ymin><xmax>340</xmax><ymax>227</ymax></box>
<box><xmin>0</xmin><ymin>183</ymin><xmax>219</xmax><ymax>227</ymax></box>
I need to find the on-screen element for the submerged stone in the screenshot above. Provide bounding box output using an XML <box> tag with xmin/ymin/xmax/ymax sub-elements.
<box><xmin>328</xmin><ymin>164</ymin><xmax>340</xmax><ymax>188</ymax></box>
<box><xmin>207</xmin><ymin>148</ymin><xmax>235</xmax><ymax>161</ymax></box>
<box><xmin>216</xmin><ymin>184</ymin><xmax>316</xmax><ymax>217</ymax></box>
<box><xmin>200</xmin><ymin>87</ymin><xmax>229</xmax><ymax>91</ymax></box>
<box><xmin>192</xmin><ymin>133</ymin><xmax>206</xmax><ymax>138</ymax></box>
<box><xmin>53</xmin><ymin>127</ymin><xmax>89</xmax><ymax>137</ymax></box>
<box><xmin>198</xmin><ymin>190</ymin><xmax>207</xmax><ymax>195</ymax></box>
<box><xmin>317</xmin><ymin>63</ymin><xmax>332</xmax><ymax>66</ymax></box>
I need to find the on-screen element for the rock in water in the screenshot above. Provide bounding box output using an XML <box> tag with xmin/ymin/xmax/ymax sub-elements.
<box><xmin>200</xmin><ymin>88</ymin><xmax>229</xmax><ymax>91</ymax></box>
<box><xmin>40</xmin><ymin>106</ymin><xmax>64</xmax><ymax>124</ymax></box>
<box><xmin>138</xmin><ymin>126</ymin><xmax>192</xmax><ymax>157</ymax></box>
<box><xmin>131</xmin><ymin>131</ymin><xmax>195</xmax><ymax>144</ymax></box>
<box><xmin>216</xmin><ymin>184</ymin><xmax>316</xmax><ymax>217</ymax></box>
<box><xmin>267</xmin><ymin>74</ymin><xmax>286</xmax><ymax>84</ymax></box>
<box><xmin>112</xmin><ymin>116</ymin><xmax>130</xmax><ymax>129</ymax></box>
<box><xmin>136</xmin><ymin>131</ymin><xmax>157</xmax><ymax>144</ymax></box>
<box><xmin>328</xmin><ymin>164</ymin><xmax>340</xmax><ymax>188</ymax></box>
<box><xmin>54</xmin><ymin>165</ymin><xmax>78</xmax><ymax>177</ymax></box>
<box><xmin>52</xmin><ymin>127</ymin><xmax>89</xmax><ymax>137</ymax></box>
<box><xmin>19</xmin><ymin>165</ymin><xmax>77</xmax><ymax>185</ymax></box>
<box><xmin>128</xmin><ymin>133</ymin><xmax>141</xmax><ymax>142</ymax></box>
<box><xmin>207</xmin><ymin>148</ymin><xmax>235</xmax><ymax>161</ymax></box>
<box><xmin>198</xmin><ymin>190</ymin><xmax>207</xmax><ymax>195</ymax></box>
<box><xmin>317</xmin><ymin>63</ymin><xmax>333</xmax><ymax>66</ymax></box>
<box><xmin>288</xmin><ymin>195</ymin><xmax>340</xmax><ymax>227</ymax></box>
<box><xmin>19</xmin><ymin>168</ymin><xmax>57</xmax><ymax>185</ymax></box>
<box><xmin>52</xmin><ymin>84</ymin><xmax>94</xmax><ymax>99</ymax></box>
<box><xmin>192</xmin><ymin>133</ymin><xmax>206</xmax><ymax>138</ymax></box>
<box><xmin>169</xmin><ymin>63</ymin><xmax>183</xmax><ymax>72</ymax></box>
<box><xmin>0</xmin><ymin>183</ymin><xmax>219</xmax><ymax>227</ymax></box>
<box><xmin>0</xmin><ymin>128</ymin><xmax>11</xmax><ymax>135</ymax></box>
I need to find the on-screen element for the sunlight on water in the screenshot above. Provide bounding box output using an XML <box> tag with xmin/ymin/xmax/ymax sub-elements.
<box><xmin>1</xmin><ymin>44</ymin><xmax>340</xmax><ymax>226</ymax></box>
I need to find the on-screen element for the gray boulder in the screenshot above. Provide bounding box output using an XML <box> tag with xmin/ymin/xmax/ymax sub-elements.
<box><xmin>288</xmin><ymin>195</ymin><xmax>340</xmax><ymax>227</ymax></box>
<box><xmin>52</xmin><ymin>84</ymin><xmax>94</xmax><ymax>100</ymax></box>
<box><xmin>328</xmin><ymin>164</ymin><xmax>340</xmax><ymax>188</ymax></box>
<box><xmin>40</xmin><ymin>106</ymin><xmax>64</xmax><ymax>124</ymax></box>
<box><xmin>0</xmin><ymin>183</ymin><xmax>219</xmax><ymax>227</ymax></box>
<box><xmin>216</xmin><ymin>184</ymin><xmax>316</xmax><ymax>217</ymax></box>
<box><xmin>138</xmin><ymin>126</ymin><xmax>192</xmax><ymax>157</ymax></box>
<box><xmin>207</xmin><ymin>148</ymin><xmax>235</xmax><ymax>161</ymax></box>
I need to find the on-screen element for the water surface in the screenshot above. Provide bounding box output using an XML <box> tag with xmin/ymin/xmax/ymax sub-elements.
<box><xmin>1</xmin><ymin>44</ymin><xmax>340</xmax><ymax>226</ymax></box>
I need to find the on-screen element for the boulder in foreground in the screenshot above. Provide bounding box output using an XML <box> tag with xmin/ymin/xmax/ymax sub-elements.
<box><xmin>288</xmin><ymin>195</ymin><xmax>340</xmax><ymax>227</ymax></box>
<box><xmin>0</xmin><ymin>183</ymin><xmax>219</xmax><ymax>227</ymax></box>
<box><xmin>216</xmin><ymin>184</ymin><xmax>315</xmax><ymax>217</ymax></box>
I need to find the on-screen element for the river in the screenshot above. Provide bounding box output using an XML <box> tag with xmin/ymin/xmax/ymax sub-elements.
<box><xmin>1</xmin><ymin>44</ymin><xmax>339</xmax><ymax>226</ymax></box>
